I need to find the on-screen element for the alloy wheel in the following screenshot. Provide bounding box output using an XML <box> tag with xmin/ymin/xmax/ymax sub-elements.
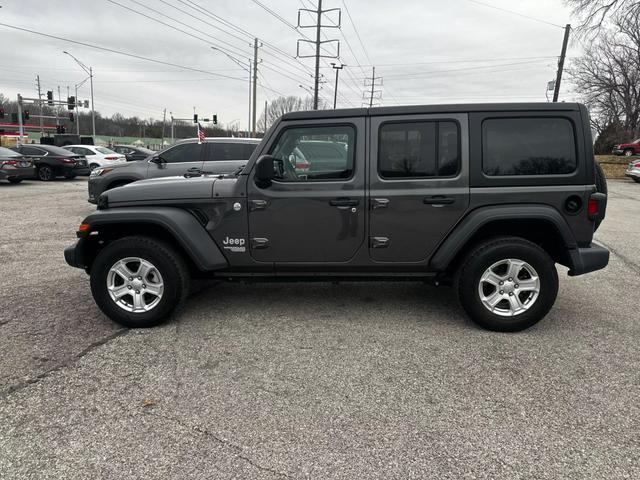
<box><xmin>477</xmin><ymin>258</ymin><xmax>540</xmax><ymax>317</ymax></box>
<box><xmin>107</xmin><ymin>257</ymin><xmax>164</xmax><ymax>313</ymax></box>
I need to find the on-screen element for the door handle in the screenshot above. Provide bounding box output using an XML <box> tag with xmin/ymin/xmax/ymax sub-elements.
<box><xmin>371</xmin><ymin>198</ymin><xmax>390</xmax><ymax>210</ymax></box>
<box><xmin>250</xmin><ymin>199</ymin><xmax>268</xmax><ymax>211</ymax></box>
<box><xmin>423</xmin><ymin>196</ymin><xmax>455</xmax><ymax>206</ymax></box>
<box><xmin>329</xmin><ymin>198</ymin><xmax>359</xmax><ymax>208</ymax></box>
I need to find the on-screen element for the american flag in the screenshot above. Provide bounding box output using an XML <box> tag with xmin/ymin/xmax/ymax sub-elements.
<box><xmin>197</xmin><ymin>122</ymin><xmax>205</xmax><ymax>143</ymax></box>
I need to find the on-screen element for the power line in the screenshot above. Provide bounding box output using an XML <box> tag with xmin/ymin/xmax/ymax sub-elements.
<box><xmin>0</xmin><ymin>22</ymin><xmax>246</xmax><ymax>81</ymax></box>
<box><xmin>341</xmin><ymin>0</ymin><xmax>373</xmax><ymax>65</ymax></box>
<box><xmin>465</xmin><ymin>0</ymin><xmax>566</xmax><ymax>29</ymax></box>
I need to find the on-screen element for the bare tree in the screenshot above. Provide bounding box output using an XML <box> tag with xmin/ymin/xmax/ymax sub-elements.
<box><xmin>565</xmin><ymin>0</ymin><xmax>640</xmax><ymax>33</ymax></box>
<box><xmin>570</xmin><ymin>11</ymin><xmax>640</xmax><ymax>146</ymax></box>
<box><xmin>258</xmin><ymin>96</ymin><xmax>327</xmax><ymax>132</ymax></box>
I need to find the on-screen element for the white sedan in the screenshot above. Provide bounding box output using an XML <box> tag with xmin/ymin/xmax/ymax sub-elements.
<box><xmin>63</xmin><ymin>145</ymin><xmax>127</xmax><ymax>170</ymax></box>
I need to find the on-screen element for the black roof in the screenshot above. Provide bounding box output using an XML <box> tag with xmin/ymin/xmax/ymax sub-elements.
<box><xmin>280</xmin><ymin>102</ymin><xmax>583</xmax><ymax>121</ymax></box>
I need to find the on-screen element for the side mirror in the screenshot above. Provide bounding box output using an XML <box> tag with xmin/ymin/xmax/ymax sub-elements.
<box><xmin>150</xmin><ymin>155</ymin><xmax>167</xmax><ymax>167</ymax></box>
<box><xmin>254</xmin><ymin>154</ymin><xmax>276</xmax><ymax>187</ymax></box>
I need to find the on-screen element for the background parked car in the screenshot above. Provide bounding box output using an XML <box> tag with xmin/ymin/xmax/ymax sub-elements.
<box><xmin>0</xmin><ymin>146</ymin><xmax>35</xmax><ymax>184</ymax></box>
<box><xmin>625</xmin><ymin>159</ymin><xmax>640</xmax><ymax>183</ymax></box>
<box><xmin>613</xmin><ymin>138</ymin><xmax>640</xmax><ymax>156</ymax></box>
<box><xmin>111</xmin><ymin>145</ymin><xmax>155</xmax><ymax>162</ymax></box>
<box><xmin>11</xmin><ymin>144</ymin><xmax>90</xmax><ymax>181</ymax></box>
<box><xmin>87</xmin><ymin>137</ymin><xmax>260</xmax><ymax>203</ymax></box>
<box><xmin>63</xmin><ymin>145</ymin><xmax>127</xmax><ymax>170</ymax></box>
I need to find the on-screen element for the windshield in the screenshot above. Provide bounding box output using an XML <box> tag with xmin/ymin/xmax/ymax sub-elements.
<box><xmin>96</xmin><ymin>147</ymin><xmax>117</xmax><ymax>154</ymax></box>
<box><xmin>632</xmin><ymin>138</ymin><xmax>640</xmax><ymax>144</ymax></box>
<box><xmin>0</xmin><ymin>146</ymin><xmax>21</xmax><ymax>157</ymax></box>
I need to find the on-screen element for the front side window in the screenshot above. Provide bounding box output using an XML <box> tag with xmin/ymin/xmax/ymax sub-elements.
<box><xmin>379</xmin><ymin>121</ymin><xmax>460</xmax><ymax>178</ymax></box>
<box><xmin>269</xmin><ymin>125</ymin><xmax>355</xmax><ymax>181</ymax></box>
<box><xmin>482</xmin><ymin>118</ymin><xmax>577</xmax><ymax>176</ymax></box>
<box><xmin>160</xmin><ymin>143</ymin><xmax>202</xmax><ymax>163</ymax></box>
<box><xmin>22</xmin><ymin>146</ymin><xmax>45</xmax><ymax>156</ymax></box>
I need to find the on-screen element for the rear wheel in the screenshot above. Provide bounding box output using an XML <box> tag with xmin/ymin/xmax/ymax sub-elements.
<box><xmin>37</xmin><ymin>165</ymin><xmax>54</xmax><ymax>181</ymax></box>
<box><xmin>456</xmin><ymin>237</ymin><xmax>558</xmax><ymax>332</ymax></box>
<box><xmin>632</xmin><ymin>177</ymin><xmax>640</xmax><ymax>184</ymax></box>
<box><xmin>7</xmin><ymin>178</ymin><xmax>23</xmax><ymax>184</ymax></box>
<box><xmin>90</xmin><ymin>236</ymin><xmax>190</xmax><ymax>328</ymax></box>
<box><xmin>624</xmin><ymin>149</ymin><xmax>634</xmax><ymax>157</ymax></box>
<box><xmin>89</xmin><ymin>163</ymin><xmax>100</xmax><ymax>171</ymax></box>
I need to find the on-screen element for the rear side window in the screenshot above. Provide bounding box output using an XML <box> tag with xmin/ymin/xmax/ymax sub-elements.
<box><xmin>379</xmin><ymin>121</ymin><xmax>460</xmax><ymax>178</ymax></box>
<box><xmin>482</xmin><ymin>118</ymin><xmax>576</xmax><ymax>176</ymax></box>
<box><xmin>208</xmin><ymin>143</ymin><xmax>250</xmax><ymax>161</ymax></box>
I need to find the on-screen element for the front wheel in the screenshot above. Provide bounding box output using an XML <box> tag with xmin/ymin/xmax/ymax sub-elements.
<box><xmin>633</xmin><ymin>177</ymin><xmax>640</xmax><ymax>184</ymax></box>
<box><xmin>89</xmin><ymin>163</ymin><xmax>100</xmax><ymax>171</ymax></box>
<box><xmin>90</xmin><ymin>236</ymin><xmax>190</xmax><ymax>328</ymax></box>
<box><xmin>456</xmin><ymin>237</ymin><xmax>558</xmax><ymax>332</ymax></box>
<box><xmin>624</xmin><ymin>149</ymin><xmax>634</xmax><ymax>157</ymax></box>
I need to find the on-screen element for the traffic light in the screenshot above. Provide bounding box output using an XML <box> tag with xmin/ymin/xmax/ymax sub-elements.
<box><xmin>23</xmin><ymin>110</ymin><xmax>30</xmax><ymax>121</ymax></box>
<box><xmin>47</xmin><ymin>91</ymin><xmax>54</xmax><ymax>105</ymax></box>
<box><xmin>0</xmin><ymin>107</ymin><xmax>4</xmax><ymax>119</ymax></box>
<box><xmin>212</xmin><ymin>114</ymin><xmax>217</xmax><ymax>125</ymax></box>
<box><xmin>193</xmin><ymin>113</ymin><xmax>198</xmax><ymax>123</ymax></box>
<box><xmin>56</xmin><ymin>125</ymin><xmax>66</xmax><ymax>134</ymax></box>
<box><xmin>67</xmin><ymin>96</ymin><xmax>75</xmax><ymax>110</ymax></box>
<box><xmin>69</xmin><ymin>112</ymin><xmax>75</xmax><ymax>123</ymax></box>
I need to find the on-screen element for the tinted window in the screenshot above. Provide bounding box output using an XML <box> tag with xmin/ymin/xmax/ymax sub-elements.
<box><xmin>208</xmin><ymin>143</ymin><xmax>250</xmax><ymax>161</ymax></box>
<box><xmin>160</xmin><ymin>143</ymin><xmax>202</xmax><ymax>163</ymax></box>
<box><xmin>482</xmin><ymin>118</ymin><xmax>576</xmax><ymax>176</ymax></box>
<box><xmin>379</xmin><ymin>121</ymin><xmax>459</xmax><ymax>178</ymax></box>
<box><xmin>269</xmin><ymin>125</ymin><xmax>355</xmax><ymax>181</ymax></box>
<box><xmin>96</xmin><ymin>147</ymin><xmax>116</xmax><ymax>154</ymax></box>
<box><xmin>42</xmin><ymin>145</ymin><xmax>79</xmax><ymax>156</ymax></box>
<box><xmin>21</xmin><ymin>146</ymin><xmax>46</xmax><ymax>156</ymax></box>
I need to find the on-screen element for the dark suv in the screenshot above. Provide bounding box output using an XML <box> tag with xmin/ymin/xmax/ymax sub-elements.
<box><xmin>65</xmin><ymin>103</ymin><xmax>609</xmax><ymax>332</ymax></box>
<box><xmin>87</xmin><ymin>137</ymin><xmax>260</xmax><ymax>203</ymax></box>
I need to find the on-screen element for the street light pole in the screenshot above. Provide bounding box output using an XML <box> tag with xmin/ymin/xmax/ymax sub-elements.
<box><xmin>211</xmin><ymin>46</ymin><xmax>252</xmax><ymax>138</ymax></box>
<box><xmin>63</xmin><ymin>51</ymin><xmax>96</xmax><ymax>138</ymax></box>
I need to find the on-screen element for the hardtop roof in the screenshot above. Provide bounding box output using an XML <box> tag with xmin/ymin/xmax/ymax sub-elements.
<box><xmin>280</xmin><ymin>102</ymin><xmax>583</xmax><ymax>121</ymax></box>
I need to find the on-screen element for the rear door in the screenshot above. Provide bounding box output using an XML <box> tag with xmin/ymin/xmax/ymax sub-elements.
<box><xmin>203</xmin><ymin>142</ymin><xmax>255</xmax><ymax>174</ymax></box>
<box><xmin>151</xmin><ymin>142</ymin><xmax>204</xmax><ymax>178</ymax></box>
<box><xmin>369</xmin><ymin>113</ymin><xmax>470</xmax><ymax>263</ymax></box>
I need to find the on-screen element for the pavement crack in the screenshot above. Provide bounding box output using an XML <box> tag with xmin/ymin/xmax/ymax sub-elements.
<box><xmin>0</xmin><ymin>329</ymin><xmax>128</xmax><ymax>399</ymax></box>
<box><xmin>146</xmin><ymin>412</ymin><xmax>293</xmax><ymax>479</ymax></box>
<box><xmin>594</xmin><ymin>239</ymin><xmax>640</xmax><ymax>275</ymax></box>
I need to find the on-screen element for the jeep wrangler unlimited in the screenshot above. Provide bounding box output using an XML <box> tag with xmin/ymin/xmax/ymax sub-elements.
<box><xmin>65</xmin><ymin>103</ymin><xmax>609</xmax><ymax>332</ymax></box>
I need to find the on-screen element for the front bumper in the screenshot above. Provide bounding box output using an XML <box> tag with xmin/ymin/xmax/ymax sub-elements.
<box><xmin>625</xmin><ymin>167</ymin><xmax>640</xmax><ymax>179</ymax></box>
<box><xmin>64</xmin><ymin>239</ymin><xmax>89</xmax><ymax>269</ymax></box>
<box><xmin>612</xmin><ymin>149</ymin><xmax>624</xmax><ymax>155</ymax></box>
<box><xmin>568</xmin><ymin>243</ymin><xmax>610</xmax><ymax>276</ymax></box>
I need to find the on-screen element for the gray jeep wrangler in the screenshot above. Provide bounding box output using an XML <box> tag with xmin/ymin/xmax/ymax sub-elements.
<box><xmin>65</xmin><ymin>103</ymin><xmax>609</xmax><ymax>332</ymax></box>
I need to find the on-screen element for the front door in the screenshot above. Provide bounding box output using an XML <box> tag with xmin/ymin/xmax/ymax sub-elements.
<box><xmin>369</xmin><ymin>113</ymin><xmax>470</xmax><ymax>263</ymax></box>
<box><xmin>247</xmin><ymin>120</ymin><xmax>366</xmax><ymax>263</ymax></box>
<box><xmin>151</xmin><ymin>142</ymin><xmax>204</xmax><ymax>178</ymax></box>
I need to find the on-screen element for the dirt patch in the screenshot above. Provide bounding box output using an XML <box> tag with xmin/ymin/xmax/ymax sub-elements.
<box><xmin>596</xmin><ymin>155</ymin><xmax>632</xmax><ymax>178</ymax></box>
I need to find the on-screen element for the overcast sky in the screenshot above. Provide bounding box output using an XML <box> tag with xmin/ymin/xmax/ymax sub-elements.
<box><xmin>0</xmin><ymin>0</ymin><xmax>581</xmax><ymax>130</ymax></box>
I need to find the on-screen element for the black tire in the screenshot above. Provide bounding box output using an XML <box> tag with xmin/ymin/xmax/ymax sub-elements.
<box><xmin>90</xmin><ymin>236</ymin><xmax>190</xmax><ymax>328</ymax></box>
<box><xmin>593</xmin><ymin>161</ymin><xmax>607</xmax><ymax>231</ymax></box>
<box><xmin>455</xmin><ymin>237</ymin><xmax>559</xmax><ymax>332</ymax></box>
<box><xmin>7</xmin><ymin>178</ymin><xmax>23</xmax><ymax>184</ymax></box>
<box><xmin>64</xmin><ymin>173</ymin><xmax>77</xmax><ymax>179</ymax></box>
<box><xmin>624</xmin><ymin>149</ymin><xmax>634</xmax><ymax>157</ymax></box>
<box><xmin>633</xmin><ymin>177</ymin><xmax>640</xmax><ymax>184</ymax></box>
<box><xmin>37</xmin><ymin>165</ymin><xmax>54</xmax><ymax>181</ymax></box>
<box><xmin>89</xmin><ymin>163</ymin><xmax>100</xmax><ymax>171</ymax></box>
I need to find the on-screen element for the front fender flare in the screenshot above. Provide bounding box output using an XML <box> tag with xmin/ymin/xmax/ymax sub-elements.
<box><xmin>82</xmin><ymin>207</ymin><xmax>228</xmax><ymax>271</ymax></box>
<box><xmin>429</xmin><ymin>204</ymin><xmax>577</xmax><ymax>271</ymax></box>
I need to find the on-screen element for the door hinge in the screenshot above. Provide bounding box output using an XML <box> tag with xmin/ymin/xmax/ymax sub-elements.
<box><xmin>250</xmin><ymin>199</ymin><xmax>268</xmax><ymax>211</ymax></box>
<box><xmin>251</xmin><ymin>237</ymin><xmax>269</xmax><ymax>249</ymax></box>
<box><xmin>370</xmin><ymin>236</ymin><xmax>390</xmax><ymax>248</ymax></box>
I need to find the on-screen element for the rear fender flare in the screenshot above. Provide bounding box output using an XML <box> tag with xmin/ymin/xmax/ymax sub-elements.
<box><xmin>429</xmin><ymin>204</ymin><xmax>577</xmax><ymax>271</ymax></box>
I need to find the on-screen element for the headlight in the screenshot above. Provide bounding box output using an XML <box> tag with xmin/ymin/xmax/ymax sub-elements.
<box><xmin>90</xmin><ymin>167</ymin><xmax>113</xmax><ymax>177</ymax></box>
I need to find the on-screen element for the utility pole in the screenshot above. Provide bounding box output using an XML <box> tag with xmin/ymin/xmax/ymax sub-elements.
<box><xmin>364</xmin><ymin>67</ymin><xmax>383</xmax><ymax>107</ymax></box>
<box><xmin>74</xmin><ymin>84</ymin><xmax>80</xmax><ymax>135</ymax></box>
<box><xmin>252</xmin><ymin>38</ymin><xmax>260</xmax><ymax>137</ymax></box>
<box><xmin>264</xmin><ymin>100</ymin><xmax>268</xmax><ymax>133</ymax></box>
<box><xmin>36</xmin><ymin>75</ymin><xmax>44</xmax><ymax>135</ymax></box>
<box><xmin>248</xmin><ymin>60</ymin><xmax>252</xmax><ymax>138</ymax></box>
<box><xmin>57</xmin><ymin>86</ymin><xmax>61</xmax><ymax>128</ymax></box>
<box><xmin>331</xmin><ymin>63</ymin><xmax>344</xmax><ymax>109</ymax></box>
<box><xmin>369</xmin><ymin>67</ymin><xmax>375</xmax><ymax>107</ymax></box>
<box><xmin>313</xmin><ymin>0</ymin><xmax>323</xmax><ymax>110</ymax></box>
<box><xmin>553</xmin><ymin>24</ymin><xmax>571</xmax><ymax>102</ymax></box>
<box><xmin>63</xmin><ymin>51</ymin><xmax>96</xmax><ymax>137</ymax></box>
<box><xmin>297</xmin><ymin>2</ymin><xmax>341</xmax><ymax>110</ymax></box>
<box><xmin>170</xmin><ymin>112</ymin><xmax>174</xmax><ymax>144</ymax></box>
<box><xmin>161</xmin><ymin>108</ymin><xmax>166</xmax><ymax>147</ymax></box>
<box><xmin>17</xmin><ymin>94</ymin><xmax>24</xmax><ymax>142</ymax></box>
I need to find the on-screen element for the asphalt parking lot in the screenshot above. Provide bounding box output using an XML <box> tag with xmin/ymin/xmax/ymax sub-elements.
<box><xmin>0</xmin><ymin>177</ymin><xmax>638</xmax><ymax>479</ymax></box>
